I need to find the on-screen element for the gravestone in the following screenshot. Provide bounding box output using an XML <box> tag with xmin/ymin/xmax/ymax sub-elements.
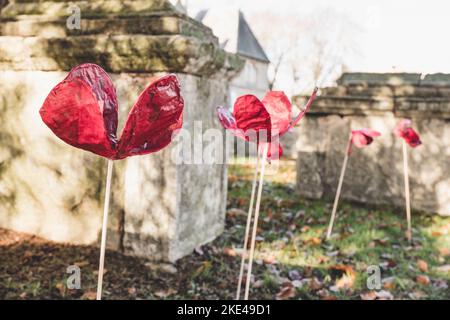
<box><xmin>294</xmin><ymin>73</ymin><xmax>450</xmax><ymax>216</ymax></box>
<box><xmin>0</xmin><ymin>0</ymin><xmax>244</xmax><ymax>261</ymax></box>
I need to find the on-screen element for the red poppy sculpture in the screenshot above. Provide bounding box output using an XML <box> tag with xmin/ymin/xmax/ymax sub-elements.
<box><xmin>218</xmin><ymin>88</ymin><xmax>318</xmax><ymax>161</ymax></box>
<box><xmin>40</xmin><ymin>63</ymin><xmax>184</xmax><ymax>299</ymax></box>
<box><xmin>326</xmin><ymin>129</ymin><xmax>381</xmax><ymax>240</ymax></box>
<box><xmin>394</xmin><ymin>119</ymin><xmax>422</xmax><ymax>242</ymax></box>
<box><xmin>218</xmin><ymin>88</ymin><xmax>318</xmax><ymax>300</ymax></box>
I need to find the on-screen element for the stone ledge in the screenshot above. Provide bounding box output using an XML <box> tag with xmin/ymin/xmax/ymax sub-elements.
<box><xmin>1</xmin><ymin>0</ymin><xmax>172</xmax><ymax>18</ymax></box>
<box><xmin>294</xmin><ymin>95</ymin><xmax>393</xmax><ymax>116</ymax></box>
<box><xmin>0</xmin><ymin>15</ymin><xmax>215</xmax><ymax>39</ymax></box>
<box><xmin>0</xmin><ymin>35</ymin><xmax>244</xmax><ymax>76</ymax></box>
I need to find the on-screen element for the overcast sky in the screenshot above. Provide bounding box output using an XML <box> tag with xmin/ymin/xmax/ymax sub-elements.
<box><xmin>185</xmin><ymin>0</ymin><xmax>450</xmax><ymax>75</ymax></box>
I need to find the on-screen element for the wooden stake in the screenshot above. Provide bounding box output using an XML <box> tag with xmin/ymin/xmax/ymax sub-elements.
<box><xmin>244</xmin><ymin>143</ymin><xmax>268</xmax><ymax>300</ymax></box>
<box><xmin>96</xmin><ymin>159</ymin><xmax>114</xmax><ymax>300</ymax></box>
<box><xmin>403</xmin><ymin>140</ymin><xmax>412</xmax><ymax>242</ymax></box>
<box><xmin>236</xmin><ymin>151</ymin><xmax>260</xmax><ymax>300</ymax></box>
<box><xmin>326</xmin><ymin>135</ymin><xmax>352</xmax><ymax>240</ymax></box>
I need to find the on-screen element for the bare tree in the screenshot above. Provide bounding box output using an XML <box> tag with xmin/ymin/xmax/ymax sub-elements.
<box><xmin>248</xmin><ymin>6</ymin><xmax>362</xmax><ymax>94</ymax></box>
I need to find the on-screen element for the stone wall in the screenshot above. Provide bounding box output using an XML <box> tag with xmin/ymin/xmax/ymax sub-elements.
<box><xmin>293</xmin><ymin>73</ymin><xmax>450</xmax><ymax>216</ymax></box>
<box><xmin>0</xmin><ymin>0</ymin><xmax>244</xmax><ymax>262</ymax></box>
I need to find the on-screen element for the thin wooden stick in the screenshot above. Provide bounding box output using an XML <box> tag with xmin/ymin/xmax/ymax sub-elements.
<box><xmin>244</xmin><ymin>143</ymin><xmax>268</xmax><ymax>300</ymax></box>
<box><xmin>403</xmin><ymin>140</ymin><xmax>412</xmax><ymax>242</ymax></box>
<box><xmin>96</xmin><ymin>159</ymin><xmax>114</xmax><ymax>300</ymax></box>
<box><xmin>326</xmin><ymin>135</ymin><xmax>352</xmax><ymax>240</ymax></box>
<box><xmin>236</xmin><ymin>150</ymin><xmax>260</xmax><ymax>300</ymax></box>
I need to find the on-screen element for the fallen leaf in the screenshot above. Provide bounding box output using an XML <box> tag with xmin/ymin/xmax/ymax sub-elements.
<box><xmin>382</xmin><ymin>277</ymin><xmax>396</xmax><ymax>290</ymax></box>
<box><xmin>438</xmin><ymin>247</ymin><xmax>450</xmax><ymax>257</ymax></box>
<box><xmin>288</xmin><ymin>270</ymin><xmax>301</xmax><ymax>281</ymax></box>
<box><xmin>55</xmin><ymin>282</ymin><xmax>66</xmax><ymax>296</ymax></box>
<box><xmin>276</xmin><ymin>283</ymin><xmax>296</xmax><ymax>300</ymax></box>
<box><xmin>81</xmin><ymin>291</ymin><xmax>97</xmax><ymax>300</ymax></box>
<box><xmin>253</xmin><ymin>280</ymin><xmax>264</xmax><ymax>289</ymax></box>
<box><xmin>317</xmin><ymin>256</ymin><xmax>330</xmax><ymax>264</ymax></box>
<box><xmin>416</xmin><ymin>275</ymin><xmax>430</xmax><ymax>286</ymax></box>
<box><xmin>321</xmin><ymin>294</ymin><xmax>337</xmax><ymax>300</ymax></box>
<box><xmin>74</xmin><ymin>260</ymin><xmax>89</xmax><ymax>267</ymax></box>
<box><xmin>329</xmin><ymin>265</ymin><xmax>356</xmax><ymax>292</ymax></box>
<box><xmin>309</xmin><ymin>277</ymin><xmax>323</xmax><ymax>290</ymax></box>
<box><xmin>227</xmin><ymin>208</ymin><xmax>247</xmax><ymax>217</ymax></box>
<box><xmin>263</xmin><ymin>255</ymin><xmax>276</xmax><ymax>265</ymax></box>
<box><xmin>375</xmin><ymin>290</ymin><xmax>393</xmax><ymax>300</ymax></box>
<box><xmin>193</xmin><ymin>261</ymin><xmax>212</xmax><ymax>278</ymax></box>
<box><xmin>409</xmin><ymin>290</ymin><xmax>427</xmax><ymax>299</ymax></box>
<box><xmin>223</xmin><ymin>248</ymin><xmax>237</xmax><ymax>257</ymax></box>
<box><xmin>305</xmin><ymin>237</ymin><xmax>321</xmax><ymax>246</ymax></box>
<box><xmin>93</xmin><ymin>269</ymin><xmax>107</xmax><ymax>276</ymax></box>
<box><xmin>416</xmin><ymin>259</ymin><xmax>428</xmax><ymax>272</ymax></box>
<box><xmin>360</xmin><ymin>291</ymin><xmax>377</xmax><ymax>300</ymax></box>
<box><xmin>433</xmin><ymin>279</ymin><xmax>448</xmax><ymax>290</ymax></box>
<box><xmin>300</xmin><ymin>226</ymin><xmax>310</xmax><ymax>233</ymax></box>
<box><xmin>374</xmin><ymin>238</ymin><xmax>389</xmax><ymax>246</ymax></box>
<box><xmin>435</xmin><ymin>265</ymin><xmax>450</xmax><ymax>274</ymax></box>
<box><xmin>154</xmin><ymin>288</ymin><xmax>177</xmax><ymax>298</ymax></box>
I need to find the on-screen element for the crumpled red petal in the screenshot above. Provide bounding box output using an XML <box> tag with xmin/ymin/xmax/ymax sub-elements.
<box><xmin>262</xmin><ymin>91</ymin><xmax>291</xmax><ymax>136</ymax></box>
<box><xmin>217</xmin><ymin>89</ymin><xmax>316</xmax><ymax>162</ymax></box>
<box><xmin>350</xmin><ymin>129</ymin><xmax>381</xmax><ymax>152</ymax></box>
<box><xmin>394</xmin><ymin>119</ymin><xmax>422</xmax><ymax>148</ymax></box>
<box><xmin>217</xmin><ymin>106</ymin><xmax>246</xmax><ymax>140</ymax></box>
<box><xmin>115</xmin><ymin>74</ymin><xmax>184</xmax><ymax>159</ymax></box>
<box><xmin>64</xmin><ymin>63</ymin><xmax>119</xmax><ymax>148</ymax></box>
<box><xmin>40</xmin><ymin>64</ymin><xmax>184</xmax><ymax>160</ymax></box>
<box><xmin>233</xmin><ymin>95</ymin><xmax>272</xmax><ymax>142</ymax></box>
<box><xmin>40</xmin><ymin>64</ymin><xmax>118</xmax><ymax>158</ymax></box>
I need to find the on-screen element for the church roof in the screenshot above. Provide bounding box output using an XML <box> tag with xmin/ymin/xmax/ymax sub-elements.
<box><xmin>195</xmin><ymin>9</ymin><xmax>270</xmax><ymax>63</ymax></box>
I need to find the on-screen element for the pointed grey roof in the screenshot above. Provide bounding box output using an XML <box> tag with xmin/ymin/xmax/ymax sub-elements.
<box><xmin>237</xmin><ymin>11</ymin><xmax>269</xmax><ymax>63</ymax></box>
<box><xmin>194</xmin><ymin>8</ymin><xmax>270</xmax><ymax>63</ymax></box>
<box><xmin>195</xmin><ymin>9</ymin><xmax>208</xmax><ymax>22</ymax></box>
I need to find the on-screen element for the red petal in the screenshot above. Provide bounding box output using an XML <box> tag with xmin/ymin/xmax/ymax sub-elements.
<box><xmin>116</xmin><ymin>74</ymin><xmax>184</xmax><ymax>159</ymax></box>
<box><xmin>351</xmin><ymin>129</ymin><xmax>380</xmax><ymax>149</ymax></box>
<box><xmin>233</xmin><ymin>95</ymin><xmax>271</xmax><ymax>142</ymax></box>
<box><xmin>262</xmin><ymin>91</ymin><xmax>291</xmax><ymax>137</ymax></box>
<box><xmin>217</xmin><ymin>106</ymin><xmax>246</xmax><ymax>140</ymax></box>
<box><xmin>402</xmin><ymin>128</ymin><xmax>422</xmax><ymax>147</ymax></box>
<box><xmin>64</xmin><ymin>64</ymin><xmax>119</xmax><ymax>147</ymax></box>
<box><xmin>40</xmin><ymin>72</ymin><xmax>117</xmax><ymax>158</ymax></box>
<box><xmin>359</xmin><ymin>128</ymin><xmax>381</xmax><ymax>138</ymax></box>
<box><xmin>394</xmin><ymin>120</ymin><xmax>422</xmax><ymax>147</ymax></box>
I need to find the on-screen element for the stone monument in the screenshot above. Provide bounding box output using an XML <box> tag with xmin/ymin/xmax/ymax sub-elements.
<box><xmin>294</xmin><ymin>73</ymin><xmax>450</xmax><ymax>216</ymax></box>
<box><xmin>0</xmin><ymin>0</ymin><xmax>244</xmax><ymax>261</ymax></box>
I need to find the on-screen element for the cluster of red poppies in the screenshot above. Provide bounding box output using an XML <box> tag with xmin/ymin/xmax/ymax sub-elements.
<box><xmin>218</xmin><ymin>91</ymin><xmax>421</xmax><ymax>158</ymax></box>
<box><xmin>39</xmin><ymin>64</ymin><xmax>423</xmax><ymax>300</ymax></box>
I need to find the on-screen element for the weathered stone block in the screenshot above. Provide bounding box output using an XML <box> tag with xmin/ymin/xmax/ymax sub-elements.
<box><xmin>295</xmin><ymin>74</ymin><xmax>450</xmax><ymax>216</ymax></box>
<box><xmin>0</xmin><ymin>0</ymin><xmax>243</xmax><ymax>261</ymax></box>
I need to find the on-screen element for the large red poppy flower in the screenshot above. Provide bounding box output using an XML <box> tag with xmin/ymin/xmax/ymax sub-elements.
<box><xmin>348</xmin><ymin>129</ymin><xmax>381</xmax><ymax>154</ymax></box>
<box><xmin>40</xmin><ymin>64</ymin><xmax>184</xmax><ymax>160</ymax></box>
<box><xmin>394</xmin><ymin>119</ymin><xmax>422</xmax><ymax>148</ymax></box>
<box><xmin>217</xmin><ymin>88</ymin><xmax>317</xmax><ymax>160</ymax></box>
